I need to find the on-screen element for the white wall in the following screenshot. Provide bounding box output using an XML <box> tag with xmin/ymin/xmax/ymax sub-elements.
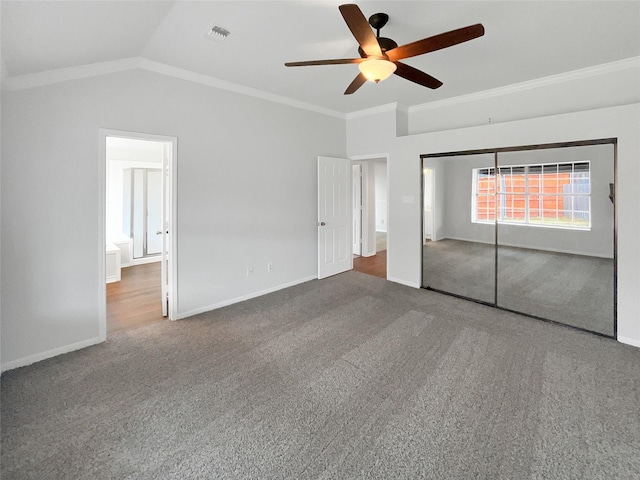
<box><xmin>347</xmin><ymin>102</ymin><xmax>640</xmax><ymax>348</ymax></box>
<box><xmin>408</xmin><ymin>59</ymin><xmax>640</xmax><ymax>135</ymax></box>
<box><xmin>1</xmin><ymin>68</ymin><xmax>345</xmax><ymax>369</ymax></box>
<box><xmin>374</xmin><ymin>162</ymin><xmax>387</xmax><ymax>232</ymax></box>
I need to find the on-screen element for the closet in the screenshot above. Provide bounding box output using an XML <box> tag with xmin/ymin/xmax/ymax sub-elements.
<box><xmin>421</xmin><ymin>140</ymin><xmax>616</xmax><ymax>337</ymax></box>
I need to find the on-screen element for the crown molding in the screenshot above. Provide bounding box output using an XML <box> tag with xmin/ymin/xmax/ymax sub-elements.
<box><xmin>137</xmin><ymin>59</ymin><xmax>345</xmax><ymax>119</ymax></box>
<box><xmin>409</xmin><ymin>56</ymin><xmax>640</xmax><ymax>113</ymax></box>
<box><xmin>1</xmin><ymin>57</ymin><xmax>141</xmax><ymax>91</ymax></box>
<box><xmin>346</xmin><ymin>102</ymin><xmax>400</xmax><ymax>120</ymax></box>
<box><xmin>1</xmin><ymin>56</ymin><xmax>346</xmax><ymax>120</ymax></box>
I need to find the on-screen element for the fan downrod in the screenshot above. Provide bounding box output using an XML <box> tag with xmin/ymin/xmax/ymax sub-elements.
<box><xmin>357</xmin><ymin>12</ymin><xmax>397</xmax><ymax>57</ymax></box>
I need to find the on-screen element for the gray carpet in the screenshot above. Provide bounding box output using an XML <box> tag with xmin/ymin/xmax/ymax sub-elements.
<box><xmin>423</xmin><ymin>239</ymin><xmax>614</xmax><ymax>336</ymax></box>
<box><xmin>2</xmin><ymin>271</ymin><xmax>639</xmax><ymax>479</ymax></box>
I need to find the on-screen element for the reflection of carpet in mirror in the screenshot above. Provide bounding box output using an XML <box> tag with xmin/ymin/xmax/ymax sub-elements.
<box><xmin>423</xmin><ymin>239</ymin><xmax>614</xmax><ymax>336</ymax></box>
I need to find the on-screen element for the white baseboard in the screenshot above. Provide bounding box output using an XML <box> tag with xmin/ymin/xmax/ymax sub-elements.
<box><xmin>176</xmin><ymin>275</ymin><xmax>318</xmax><ymax>320</ymax></box>
<box><xmin>1</xmin><ymin>336</ymin><xmax>104</xmax><ymax>373</ymax></box>
<box><xmin>387</xmin><ymin>276</ymin><xmax>420</xmax><ymax>289</ymax></box>
<box><xmin>617</xmin><ymin>335</ymin><xmax>640</xmax><ymax>349</ymax></box>
<box><xmin>443</xmin><ymin>236</ymin><xmax>613</xmax><ymax>259</ymax></box>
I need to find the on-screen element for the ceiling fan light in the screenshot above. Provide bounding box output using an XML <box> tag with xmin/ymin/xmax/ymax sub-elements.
<box><xmin>358</xmin><ymin>58</ymin><xmax>397</xmax><ymax>83</ymax></box>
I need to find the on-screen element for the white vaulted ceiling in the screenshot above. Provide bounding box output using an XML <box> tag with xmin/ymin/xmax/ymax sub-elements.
<box><xmin>2</xmin><ymin>1</ymin><xmax>640</xmax><ymax>114</ymax></box>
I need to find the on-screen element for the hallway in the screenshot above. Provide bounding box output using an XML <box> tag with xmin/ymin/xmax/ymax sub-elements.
<box><xmin>353</xmin><ymin>232</ymin><xmax>387</xmax><ymax>279</ymax></box>
<box><xmin>106</xmin><ymin>262</ymin><xmax>165</xmax><ymax>334</ymax></box>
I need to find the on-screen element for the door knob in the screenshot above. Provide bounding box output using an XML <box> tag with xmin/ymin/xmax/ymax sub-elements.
<box><xmin>156</xmin><ymin>230</ymin><xmax>168</xmax><ymax>235</ymax></box>
<box><xmin>318</xmin><ymin>222</ymin><xmax>326</xmax><ymax>226</ymax></box>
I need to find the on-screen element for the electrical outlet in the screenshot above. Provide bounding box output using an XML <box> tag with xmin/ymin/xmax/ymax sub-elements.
<box><xmin>246</xmin><ymin>267</ymin><xmax>253</xmax><ymax>277</ymax></box>
<box><xmin>267</xmin><ymin>263</ymin><xmax>274</xmax><ymax>273</ymax></box>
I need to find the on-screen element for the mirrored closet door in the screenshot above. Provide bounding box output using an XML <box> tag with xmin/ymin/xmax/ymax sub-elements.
<box><xmin>422</xmin><ymin>154</ymin><xmax>496</xmax><ymax>304</ymax></box>
<box><xmin>421</xmin><ymin>141</ymin><xmax>616</xmax><ymax>337</ymax></box>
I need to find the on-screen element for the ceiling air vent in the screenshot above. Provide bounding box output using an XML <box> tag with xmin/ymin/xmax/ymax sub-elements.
<box><xmin>205</xmin><ymin>25</ymin><xmax>231</xmax><ymax>42</ymax></box>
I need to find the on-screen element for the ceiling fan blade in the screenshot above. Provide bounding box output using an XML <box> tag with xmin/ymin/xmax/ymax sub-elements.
<box><xmin>394</xmin><ymin>62</ymin><xmax>443</xmax><ymax>89</ymax></box>
<box><xmin>344</xmin><ymin>73</ymin><xmax>367</xmax><ymax>95</ymax></box>
<box><xmin>387</xmin><ymin>24</ymin><xmax>485</xmax><ymax>62</ymax></box>
<box><xmin>285</xmin><ymin>58</ymin><xmax>365</xmax><ymax>67</ymax></box>
<box><xmin>339</xmin><ymin>4</ymin><xmax>383</xmax><ymax>57</ymax></box>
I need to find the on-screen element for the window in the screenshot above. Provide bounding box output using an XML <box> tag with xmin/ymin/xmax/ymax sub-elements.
<box><xmin>473</xmin><ymin>161</ymin><xmax>590</xmax><ymax>229</ymax></box>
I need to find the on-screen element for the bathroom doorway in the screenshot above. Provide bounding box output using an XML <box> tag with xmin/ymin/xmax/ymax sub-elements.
<box><xmin>99</xmin><ymin>130</ymin><xmax>177</xmax><ymax>338</ymax></box>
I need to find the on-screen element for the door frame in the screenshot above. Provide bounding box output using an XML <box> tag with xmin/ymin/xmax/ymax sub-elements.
<box><xmin>98</xmin><ymin>128</ymin><xmax>178</xmax><ymax>341</ymax></box>
<box><xmin>350</xmin><ymin>154</ymin><xmax>390</xmax><ymax>274</ymax></box>
<box><xmin>422</xmin><ymin>166</ymin><xmax>436</xmax><ymax>243</ymax></box>
<box><xmin>352</xmin><ymin>164</ymin><xmax>362</xmax><ymax>256</ymax></box>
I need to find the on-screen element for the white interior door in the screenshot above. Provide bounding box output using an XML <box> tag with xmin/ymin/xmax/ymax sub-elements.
<box><xmin>318</xmin><ymin>156</ymin><xmax>352</xmax><ymax>279</ymax></box>
<box><xmin>352</xmin><ymin>164</ymin><xmax>362</xmax><ymax>255</ymax></box>
<box><xmin>161</xmin><ymin>144</ymin><xmax>170</xmax><ymax>317</ymax></box>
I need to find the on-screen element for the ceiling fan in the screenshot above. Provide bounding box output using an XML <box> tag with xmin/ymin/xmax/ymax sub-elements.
<box><xmin>285</xmin><ymin>4</ymin><xmax>485</xmax><ymax>95</ymax></box>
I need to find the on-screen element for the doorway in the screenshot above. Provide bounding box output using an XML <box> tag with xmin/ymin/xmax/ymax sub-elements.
<box><xmin>352</xmin><ymin>157</ymin><xmax>388</xmax><ymax>279</ymax></box>
<box><xmin>99</xmin><ymin>130</ymin><xmax>177</xmax><ymax>340</ymax></box>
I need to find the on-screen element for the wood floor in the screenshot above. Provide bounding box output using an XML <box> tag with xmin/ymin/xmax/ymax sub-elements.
<box><xmin>106</xmin><ymin>262</ymin><xmax>165</xmax><ymax>334</ymax></box>
<box><xmin>353</xmin><ymin>250</ymin><xmax>387</xmax><ymax>279</ymax></box>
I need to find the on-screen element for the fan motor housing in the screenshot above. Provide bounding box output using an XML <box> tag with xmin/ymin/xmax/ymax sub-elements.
<box><xmin>358</xmin><ymin>37</ymin><xmax>398</xmax><ymax>57</ymax></box>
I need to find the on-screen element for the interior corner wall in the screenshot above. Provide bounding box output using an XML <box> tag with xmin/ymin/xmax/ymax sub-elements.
<box><xmin>0</xmin><ymin>69</ymin><xmax>346</xmax><ymax>369</ymax></box>
<box><xmin>347</xmin><ymin>102</ymin><xmax>640</xmax><ymax>347</ymax></box>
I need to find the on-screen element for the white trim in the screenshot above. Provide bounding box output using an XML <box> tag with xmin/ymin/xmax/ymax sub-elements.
<box><xmin>176</xmin><ymin>275</ymin><xmax>317</xmax><ymax>320</ymax></box>
<box><xmin>2</xmin><ymin>56</ymin><xmax>345</xmax><ymax>119</ymax></box>
<box><xmin>138</xmin><ymin>59</ymin><xmax>344</xmax><ymax>119</ymax></box>
<box><xmin>346</xmin><ymin>102</ymin><xmax>399</xmax><ymax>120</ymax></box>
<box><xmin>617</xmin><ymin>336</ymin><xmax>640</xmax><ymax>349</ymax></box>
<box><xmin>99</xmin><ymin>128</ymin><xmax>179</xmax><ymax>332</ymax></box>
<box><xmin>1</xmin><ymin>337</ymin><xmax>102</xmax><ymax>372</ymax></box>
<box><xmin>98</xmin><ymin>131</ymin><xmax>108</xmax><ymax>341</ymax></box>
<box><xmin>3</xmin><ymin>56</ymin><xmax>637</xmax><ymax>119</ymax></box>
<box><xmin>396</xmin><ymin>103</ymin><xmax>409</xmax><ymax>115</ymax></box>
<box><xmin>2</xmin><ymin>57</ymin><xmax>140</xmax><ymax>91</ymax></box>
<box><xmin>387</xmin><ymin>276</ymin><xmax>420</xmax><ymax>289</ymax></box>
<box><xmin>349</xmin><ymin>153</ymin><xmax>390</xmax><ymax>278</ymax></box>
<box><xmin>442</xmin><ymin>235</ymin><xmax>613</xmax><ymax>259</ymax></box>
<box><xmin>350</xmin><ymin>153</ymin><xmax>391</xmax><ymax>161</ymax></box>
<box><xmin>409</xmin><ymin>56</ymin><xmax>640</xmax><ymax>114</ymax></box>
